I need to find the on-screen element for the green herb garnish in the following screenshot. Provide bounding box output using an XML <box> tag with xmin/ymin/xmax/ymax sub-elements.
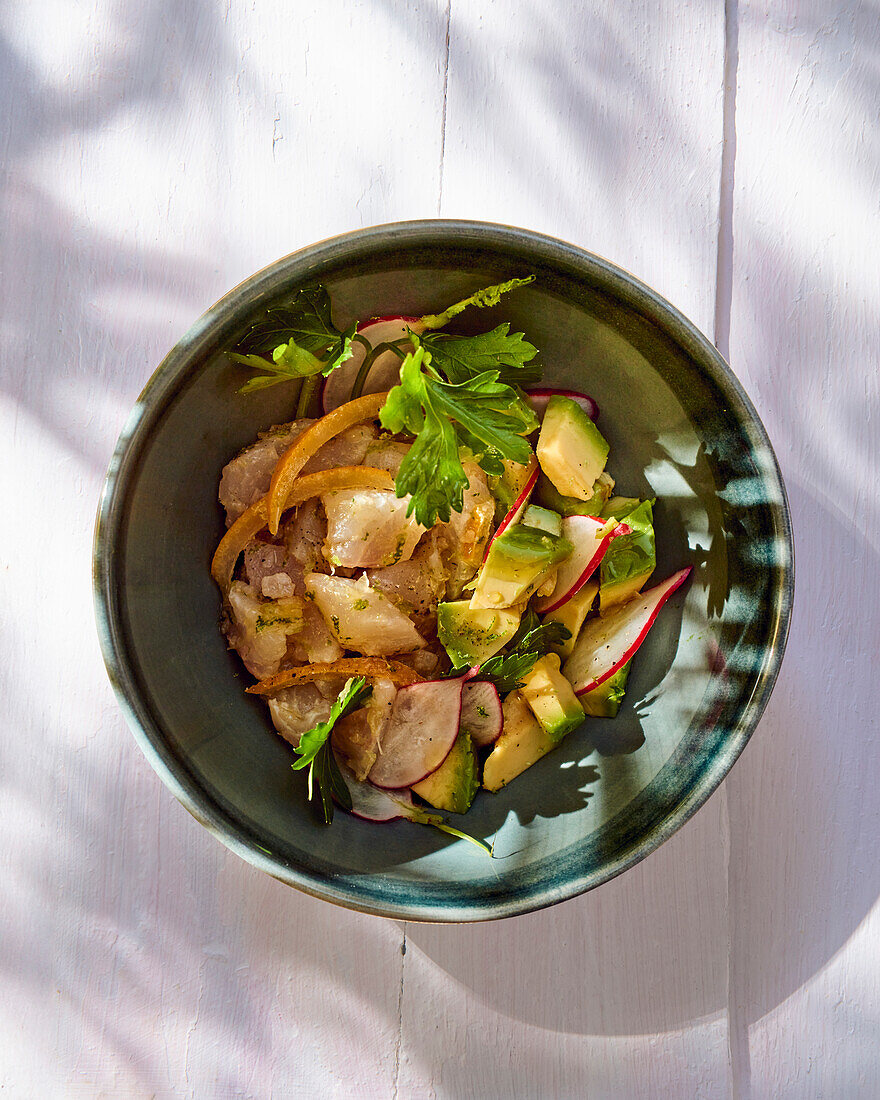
<box><xmin>231</xmin><ymin>286</ymin><xmax>356</xmax><ymax>393</ymax></box>
<box><xmin>418</xmin><ymin>276</ymin><xmax>535</xmax><ymax>330</ymax></box>
<box><xmin>418</xmin><ymin>326</ymin><xmax>540</xmax><ymax>387</ymax></box>
<box><xmin>405</xmin><ymin>803</ymin><xmax>495</xmax><ymax>856</ymax></box>
<box><xmin>375</xmin><ymin>276</ymin><xmax>541</xmax><ymax>524</ymax></box>
<box><xmin>291</xmin><ymin>676</ymin><xmax>371</xmax><ymax>823</ymax></box>
<box><xmin>465</xmin><ymin>610</ymin><xmax>571</xmax><ymax>693</ymax></box>
<box><xmin>380</xmin><ymin>345</ymin><xmax>538</xmax><ymax>526</ymax></box>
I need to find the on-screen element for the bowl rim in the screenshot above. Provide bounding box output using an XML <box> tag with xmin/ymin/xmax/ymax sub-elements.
<box><xmin>93</xmin><ymin>218</ymin><xmax>794</xmax><ymax>922</ymax></box>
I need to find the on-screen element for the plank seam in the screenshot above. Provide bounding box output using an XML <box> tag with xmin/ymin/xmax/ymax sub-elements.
<box><xmin>714</xmin><ymin>0</ymin><xmax>739</xmax><ymax>361</ymax></box>
<box><xmin>437</xmin><ymin>0</ymin><xmax>452</xmax><ymax>215</ymax></box>
<box><xmin>717</xmin><ymin>1</ymin><xmax>752</xmax><ymax>1097</ymax></box>
<box><xmin>392</xmin><ymin>925</ymin><xmax>407</xmax><ymax>1099</ymax></box>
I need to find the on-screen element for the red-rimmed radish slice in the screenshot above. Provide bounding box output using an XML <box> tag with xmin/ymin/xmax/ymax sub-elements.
<box><xmin>322</xmin><ymin>315</ymin><xmax>423</xmax><ymax>413</ymax></box>
<box><xmin>563</xmin><ymin>568</ymin><xmax>692</xmax><ymax>695</ymax></box>
<box><xmin>482</xmin><ymin>454</ymin><xmax>539</xmax><ymax>561</ymax></box>
<box><xmin>526</xmin><ymin>388</ymin><xmax>599</xmax><ymax>422</ymax></box>
<box><xmin>368</xmin><ymin>678</ymin><xmax>464</xmax><ymax>789</ymax></box>
<box><xmin>338</xmin><ymin>766</ymin><xmax>415</xmax><ymax>822</ymax></box>
<box><xmin>460</xmin><ymin>681</ymin><xmax>503</xmax><ymax>747</ymax></box>
<box><xmin>535</xmin><ymin>517</ymin><xmax>630</xmax><ymax>614</ymax></box>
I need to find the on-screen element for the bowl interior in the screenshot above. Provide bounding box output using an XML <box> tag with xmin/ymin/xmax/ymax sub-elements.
<box><xmin>96</xmin><ymin>225</ymin><xmax>792</xmax><ymax>921</ymax></box>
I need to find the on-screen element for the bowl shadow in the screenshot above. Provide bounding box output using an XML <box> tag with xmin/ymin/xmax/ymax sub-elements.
<box><xmin>405</xmin><ymin>479</ymin><xmax>880</xmax><ymax>1035</ymax></box>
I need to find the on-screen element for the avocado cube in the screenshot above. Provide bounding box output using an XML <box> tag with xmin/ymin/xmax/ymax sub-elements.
<box><xmin>412</xmin><ymin>731</ymin><xmax>479</xmax><ymax>814</ymax></box>
<box><xmin>519</xmin><ymin>654</ymin><xmax>584</xmax><ymax>742</ymax></box>
<box><xmin>483</xmin><ymin>692</ymin><xmax>559</xmax><ymax>792</ymax></box>
<box><xmin>534</xmin><ymin>471</ymin><xmax>615</xmax><ymax>518</ymax></box>
<box><xmin>579</xmin><ymin>661</ymin><xmax>631</xmax><ymax>718</ymax></box>
<box><xmin>470</xmin><ymin>523</ymin><xmax>572</xmax><ymax>610</ymax></box>
<box><xmin>536</xmin><ymin>396</ymin><xmax>609</xmax><ymax>501</ymax></box>
<box><xmin>542</xmin><ymin>581</ymin><xmax>599</xmax><ymax>660</ymax></box>
<box><xmin>437</xmin><ymin>601</ymin><xmax>521</xmax><ymax>667</ymax></box>
<box><xmin>600</xmin><ymin>495</ymin><xmax>642</xmax><ymax>521</ymax></box>
<box><xmin>599</xmin><ymin>498</ymin><xmax>655</xmax><ymax>612</ymax></box>
<box><xmin>521</xmin><ymin>505</ymin><xmax>562</xmax><ymax>536</ymax></box>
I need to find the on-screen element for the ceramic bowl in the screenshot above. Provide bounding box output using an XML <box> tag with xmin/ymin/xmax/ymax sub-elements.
<box><xmin>94</xmin><ymin>221</ymin><xmax>793</xmax><ymax>921</ymax></box>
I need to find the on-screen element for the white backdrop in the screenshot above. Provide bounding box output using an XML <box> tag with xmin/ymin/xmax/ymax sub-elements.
<box><xmin>1</xmin><ymin>2</ymin><xmax>878</xmax><ymax>1097</ymax></box>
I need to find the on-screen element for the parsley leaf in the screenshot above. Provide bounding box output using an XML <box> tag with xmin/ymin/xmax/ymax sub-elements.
<box><xmin>419</xmin><ymin>276</ymin><xmax>535</xmax><ymax>330</ymax></box>
<box><xmin>231</xmin><ymin>285</ymin><xmax>356</xmax><ymax>393</ymax></box>
<box><xmin>419</xmin><ymin>325</ymin><xmax>541</xmax><ymax>387</ymax></box>
<box><xmin>291</xmin><ymin>676</ymin><xmax>370</xmax><ymax>823</ymax></box>
<box><xmin>405</xmin><ymin>804</ymin><xmax>495</xmax><ymax>856</ymax></box>
<box><xmin>237</xmin><ymin>286</ymin><xmax>345</xmax><ymax>354</ymax></box>
<box><xmin>380</xmin><ymin>346</ymin><xmax>539</xmax><ymax>526</ymax></box>
<box><xmin>378</xmin><ymin>276</ymin><xmax>543</xmax><ymax>522</ymax></box>
<box><xmin>468</xmin><ymin>610</ymin><xmax>571</xmax><ymax>693</ymax></box>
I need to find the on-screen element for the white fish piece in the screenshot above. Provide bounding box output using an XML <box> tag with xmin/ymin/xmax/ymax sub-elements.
<box><xmin>224</xmin><ymin>581</ymin><xmax>304</xmax><ymax>680</ymax></box>
<box><xmin>332</xmin><ymin>677</ymin><xmax>397</xmax><ymax>780</ymax></box>
<box><xmin>268</xmin><ymin>679</ymin><xmax>343</xmax><ymax>747</ymax></box>
<box><xmin>305</xmin><ymin>573</ymin><xmax>425</xmax><ymax>655</ymax></box>
<box><xmin>391</xmin><ymin>647</ymin><xmax>443</xmax><ymax>678</ymax></box>
<box><xmin>286</xmin><ymin>601</ymin><xmax>344</xmax><ymax>664</ymax></box>
<box><xmin>367</xmin><ymin>530</ymin><xmax>448</xmax><ymax>618</ymax></box>
<box><xmin>218</xmin><ymin>421</ymin><xmax>375</xmax><ymax>526</ymax></box>
<box><xmin>269</xmin><ymin>685</ymin><xmax>333</xmax><ymax>747</ymax></box>
<box><xmin>240</xmin><ymin>540</ymin><xmax>339</xmax><ymax>666</ymax></box>
<box><xmin>261</xmin><ymin>573</ymin><xmax>295</xmax><ymax>599</ymax></box>
<box><xmin>244</xmin><ymin>541</ymin><xmax>303</xmax><ymax>592</ymax></box>
<box><xmin>439</xmin><ymin>461</ymin><xmax>495</xmax><ymax>596</ymax></box>
<box><xmin>321</xmin><ymin>489</ymin><xmax>425</xmax><ymax>568</ymax></box>
<box><xmin>300</xmin><ymin>422</ymin><xmax>377</xmax><ymax>474</ymax></box>
<box><xmin>362</xmin><ymin>436</ymin><xmax>412</xmax><ymax>476</ymax></box>
<box><xmin>219</xmin><ymin>419</ymin><xmax>312</xmax><ymax>524</ymax></box>
<box><xmin>281</xmin><ymin>499</ymin><xmax>326</xmax><ymax>574</ymax></box>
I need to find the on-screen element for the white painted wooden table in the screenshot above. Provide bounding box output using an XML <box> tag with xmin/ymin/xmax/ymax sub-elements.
<box><xmin>2</xmin><ymin>2</ymin><xmax>878</xmax><ymax>1096</ymax></box>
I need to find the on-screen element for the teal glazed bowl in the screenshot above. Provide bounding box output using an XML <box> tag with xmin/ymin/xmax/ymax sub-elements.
<box><xmin>94</xmin><ymin>221</ymin><xmax>793</xmax><ymax>922</ymax></box>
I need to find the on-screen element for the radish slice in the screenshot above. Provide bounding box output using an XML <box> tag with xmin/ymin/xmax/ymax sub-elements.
<box><xmin>368</xmin><ymin>678</ymin><xmax>464</xmax><ymax>789</ymax></box>
<box><xmin>483</xmin><ymin>455</ymin><xmax>539</xmax><ymax>561</ymax></box>
<box><xmin>322</xmin><ymin>316</ymin><xmax>423</xmax><ymax>413</ymax></box>
<box><xmin>563</xmin><ymin>567</ymin><xmax>692</xmax><ymax>695</ymax></box>
<box><xmin>526</xmin><ymin>388</ymin><xmax>599</xmax><ymax>422</ymax></box>
<box><xmin>338</xmin><ymin>766</ymin><xmax>415</xmax><ymax>822</ymax></box>
<box><xmin>460</xmin><ymin>681</ymin><xmax>503</xmax><ymax>746</ymax></box>
<box><xmin>535</xmin><ymin>517</ymin><xmax>630</xmax><ymax>614</ymax></box>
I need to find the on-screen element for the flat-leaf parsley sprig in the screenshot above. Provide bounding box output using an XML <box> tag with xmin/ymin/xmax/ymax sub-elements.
<box><xmin>419</xmin><ymin>325</ymin><xmax>541</xmax><ymax>388</ymax></box>
<box><xmin>291</xmin><ymin>676</ymin><xmax>371</xmax><ymax>823</ymax></box>
<box><xmin>463</xmin><ymin>610</ymin><xmax>572</xmax><ymax>693</ymax></box>
<box><xmin>230</xmin><ymin>286</ymin><xmax>356</xmax><ymax>394</ymax></box>
<box><xmin>379</xmin><ymin>344</ymin><xmax>539</xmax><ymax>527</ymax></box>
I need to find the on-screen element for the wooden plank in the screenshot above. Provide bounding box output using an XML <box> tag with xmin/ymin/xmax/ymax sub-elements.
<box><xmin>438</xmin><ymin>0</ymin><xmax>725</xmax><ymax>335</ymax></box>
<box><xmin>0</xmin><ymin>1</ymin><xmax>448</xmax><ymax>1096</ymax></box>
<box><xmin>725</xmin><ymin>3</ymin><xmax>880</xmax><ymax>1097</ymax></box>
<box><xmin>401</xmin><ymin>803</ymin><xmax>732</xmax><ymax>1100</ymax></box>
<box><xmin>402</xmin><ymin>3</ymin><xmax>732</xmax><ymax>1097</ymax></box>
<box><xmin>11</xmin><ymin>0</ymin><xmax>878</xmax><ymax>1093</ymax></box>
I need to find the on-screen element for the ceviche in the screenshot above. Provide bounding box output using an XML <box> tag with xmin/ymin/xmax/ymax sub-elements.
<box><xmin>211</xmin><ymin>278</ymin><xmax>689</xmax><ymax>843</ymax></box>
